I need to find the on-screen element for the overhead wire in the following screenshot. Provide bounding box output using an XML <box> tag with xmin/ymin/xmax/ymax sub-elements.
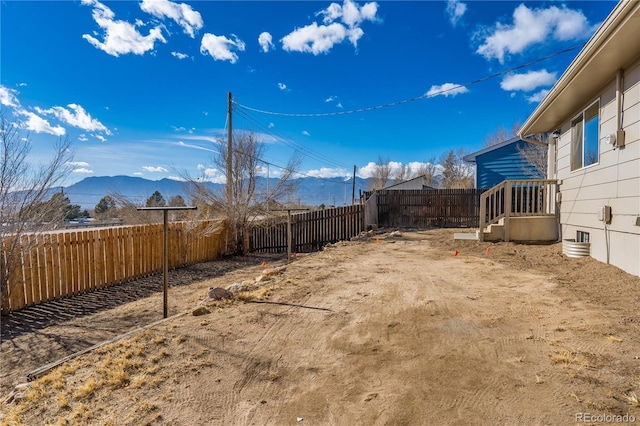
<box><xmin>232</xmin><ymin>106</ymin><xmax>352</xmax><ymax>170</ymax></box>
<box><xmin>232</xmin><ymin>43</ymin><xmax>584</xmax><ymax>117</ymax></box>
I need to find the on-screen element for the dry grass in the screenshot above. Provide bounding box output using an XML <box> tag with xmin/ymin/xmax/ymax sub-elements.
<box><xmin>624</xmin><ymin>391</ymin><xmax>639</xmax><ymax>407</ymax></box>
<box><xmin>0</xmin><ymin>330</ymin><xmax>176</xmax><ymax>425</ymax></box>
<box><xmin>549</xmin><ymin>349</ymin><xmax>591</xmax><ymax>369</ymax></box>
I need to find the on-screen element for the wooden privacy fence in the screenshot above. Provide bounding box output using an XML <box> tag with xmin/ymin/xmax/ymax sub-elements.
<box><xmin>372</xmin><ymin>189</ymin><xmax>485</xmax><ymax>228</ymax></box>
<box><xmin>250</xmin><ymin>205</ymin><xmax>364</xmax><ymax>254</ymax></box>
<box><xmin>1</xmin><ymin>220</ymin><xmax>227</xmax><ymax>313</ymax></box>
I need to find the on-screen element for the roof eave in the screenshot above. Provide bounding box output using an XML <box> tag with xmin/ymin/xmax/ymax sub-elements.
<box><xmin>519</xmin><ymin>0</ymin><xmax>640</xmax><ymax>138</ymax></box>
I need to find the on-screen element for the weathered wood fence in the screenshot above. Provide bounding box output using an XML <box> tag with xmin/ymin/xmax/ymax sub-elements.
<box><xmin>367</xmin><ymin>189</ymin><xmax>485</xmax><ymax>228</ymax></box>
<box><xmin>1</xmin><ymin>220</ymin><xmax>227</xmax><ymax>313</ymax></box>
<box><xmin>250</xmin><ymin>205</ymin><xmax>365</xmax><ymax>253</ymax></box>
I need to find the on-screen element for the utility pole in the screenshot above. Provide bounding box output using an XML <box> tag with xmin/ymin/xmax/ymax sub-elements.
<box><xmin>227</xmin><ymin>92</ymin><xmax>233</xmax><ymax>209</ymax></box>
<box><xmin>352</xmin><ymin>165</ymin><xmax>356</xmax><ymax>205</ymax></box>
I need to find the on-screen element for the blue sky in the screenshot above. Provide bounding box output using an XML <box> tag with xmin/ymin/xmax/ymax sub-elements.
<box><xmin>1</xmin><ymin>0</ymin><xmax>616</xmax><ymax>185</ymax></box>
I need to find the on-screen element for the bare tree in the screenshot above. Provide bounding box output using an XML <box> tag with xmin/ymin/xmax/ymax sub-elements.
<box><xmin>415</xmin><ymin>157</ymin><xmax>440</xmax><ymax>187</ymax></box>
<box><xmin>185</xmin><ymin>130</ymin><xmax>301</xmax><ymax>254</ymax></box>
<box><xmin>367</xmin><ymin>156</ymin><xmax>392</xmax><ymax>190</ymax></box>
<box><xmin>439</xmin><ymin>149</ymin><xmax>474</xmax><ymax>189</ymax></box>
<box><xmin>0</xmin><ymin>110</ymin><xmax>73</xmax><ymax>306</ymax></box>
<box><xmin>516</xmin><ymin>134</ymin><xmax>548</xmax><ymax>178</ymax></box>
<box><xmin>392</xmin><ymin>164</ymin><xmax>412</xmax><ymax>185</ymax></box>
<box><xmin>483</xmin><ymin>122</ymin><xmax>522</xmax><ymax>147</ymax></box>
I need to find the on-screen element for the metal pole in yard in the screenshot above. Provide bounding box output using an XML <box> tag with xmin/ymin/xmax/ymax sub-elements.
<box><xmin>163</xmin><ymin>209</ymin><xmax>168</xmax><ymax>318</ymax></box>
<box><xmin>137</xmin><ymin>206</ymin><xmax>197</xmax><ymax>318</ymax></box>
<box><xmin>287</xmin><ymin>209</ymin><xmax>292</xmax><ymax>262</ymax></box>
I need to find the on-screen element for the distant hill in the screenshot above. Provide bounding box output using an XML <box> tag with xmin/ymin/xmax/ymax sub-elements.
<box><xmin>63</xmin><ymin>175</ymin><xmax>372</xmax><ymax>210</ymax></box>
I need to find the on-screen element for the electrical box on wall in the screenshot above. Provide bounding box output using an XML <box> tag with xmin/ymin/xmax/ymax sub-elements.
<box><xmin>598</xmin><ymin>205</ymin><xmax>612</xmax><ymax>224</ymax></box>
<box><xmin>615</xmin><ymin>130</ymin><xmax>625</xmax><ymax>147</ymax></box>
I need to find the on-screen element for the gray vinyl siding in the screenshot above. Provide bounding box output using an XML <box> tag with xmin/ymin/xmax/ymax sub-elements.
<box><xmin>556</xmin><ymin>58</ymin><xmax>640</xmax><ymax>276</ymax></box>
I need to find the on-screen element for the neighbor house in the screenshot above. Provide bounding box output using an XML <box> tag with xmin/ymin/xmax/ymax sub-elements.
<box><xmin>382</xmin><ymin>175</ymin><xmax>434</xmax><ymax>191</ymax></box>
<box><xmin>463</xmin><ymin>137</ymin><xmax>545</xmax><ymax>189</ymax></box>
<box><xmin>519</xmin><ymin>0</ymin><xmax>640</xmax><ymax>276</ymax></box>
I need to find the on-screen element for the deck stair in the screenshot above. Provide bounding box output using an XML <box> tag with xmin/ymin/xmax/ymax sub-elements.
<box><xmin>458</xmin><ymin>179</ymin><xmax>559</xmax><ymax>242</ymax></box>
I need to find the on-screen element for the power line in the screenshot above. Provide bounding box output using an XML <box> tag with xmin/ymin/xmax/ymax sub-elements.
<box><xmin>233</xmin><ymin>44</ymin><xmax>584</xmax><ymax>117</ymax></box>
<box><xmin>228</xmin><ymin>145</ymin><xmax>355</xmax><ymax>186</ymax></box>
<box><xmin>232</xmin><ymin>106</ymin><xmax>352</xmax><ymax>170</ymax></box>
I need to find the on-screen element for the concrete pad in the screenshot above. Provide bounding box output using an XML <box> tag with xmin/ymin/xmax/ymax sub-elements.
<box><xmin>454</xmin><ymin>232</ymin><xmax>478</xmax><ymax>240</ymax></box>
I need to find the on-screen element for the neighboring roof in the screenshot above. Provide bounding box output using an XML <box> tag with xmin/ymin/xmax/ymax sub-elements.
<box><xmin>382</xmin><ymin>175</ymin><xmax>431</xmax><ymax>190</ymax></box>
<box><xmin>519</xmin><ymin>0</ymin><xmax>640</xmax><ymax>137</ymax></box>
<box><xmin>463</xmin><ymin>137</ymin><xmax>523</xmax><ymax>163</ymax></box>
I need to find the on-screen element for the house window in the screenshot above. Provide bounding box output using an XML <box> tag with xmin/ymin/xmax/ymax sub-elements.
<box><xmin>577</xmin><ymin>230</ymin><xmax>590</xmax><ymax>243</ymax></box>
<box><xmin>571</xmin><ymin>101</ymin><xmax>599</xmax><ymax>171</ymax></box>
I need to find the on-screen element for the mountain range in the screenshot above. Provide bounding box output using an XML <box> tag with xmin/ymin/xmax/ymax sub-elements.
<box><xmin>61</xmin><ymin>175</ymin><xmax>372</xmax><ymax>210</ymax></box>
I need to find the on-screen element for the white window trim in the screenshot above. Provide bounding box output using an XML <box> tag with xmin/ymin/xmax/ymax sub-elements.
<box><xmin>570</xmin><ymin>99</ymin><xmax>600</xmax><ymax>172</ymax></box>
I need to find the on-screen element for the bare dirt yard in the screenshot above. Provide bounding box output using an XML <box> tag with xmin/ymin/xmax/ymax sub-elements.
<box><xmin>1</xmin><ymin>228</ymin><xmax>639</xmax><ymax>425</ymax></box>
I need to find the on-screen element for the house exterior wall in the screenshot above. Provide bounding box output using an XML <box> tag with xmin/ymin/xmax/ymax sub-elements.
<box><xmin>555</xmin><ymin>58</ymin><xmax>640</xmax><ymax>276</ymax></box>
<box><xmin>476</xmin><ymin>141</ymin><xmax>543</xmax><ymax>188</ymax></box>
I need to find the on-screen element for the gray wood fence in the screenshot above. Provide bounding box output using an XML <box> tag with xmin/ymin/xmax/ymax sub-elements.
<box><xmin>367</xmin><ymin>189</ymin><xmax>485</xmax><ymax>228</ymax></box>
<box><xmin>250</xmin><ymin>205</ymin><xmax>365</xmax><ymax>254</ymax></box>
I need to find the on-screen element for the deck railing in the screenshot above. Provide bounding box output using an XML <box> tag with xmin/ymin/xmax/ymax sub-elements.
<box><xmin>479</xmin><ymin>179</ymin><xmax>558</xmax><ymax>242</ymax></box>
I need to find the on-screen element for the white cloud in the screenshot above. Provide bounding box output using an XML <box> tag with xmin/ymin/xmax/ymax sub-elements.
<box><xmin>176</xmin><ymin>140</ymin><xmax>216</xmax><ymax>152</ymax></box>
<box><xmin>476</xmin><ymin>4</ymin><xmax>596</xmax><ymax>63</ymax></box>
<box><xmin>78</xmin><ymin>135</ymin><xmax>89</xmax><ymax>142</ymax></box>
<box><xmin>306</xmin><ymin>167</ymin><xmax>350</xmax><ymax>179</ymax></box>
<box><xmin>282</xmin><ymin>22</ymin><xmax>348</xmax><ymax>55</ymax></box>
<box><xmin>426</xmin><ymin>83</ymin><xmax>469</xmax><ymax>97</ymax></box>
<box><xmin>358</xmin><ymin>161</ymin><xmax>442</xmax><ymax>179</ymax></box>
<box><xmin>134</xmin><ymin>172</ymin><xmax>144</xmax><ymax>176</ymax></box>
<box><xmin>527</xmin><ymin>90</ymin><xmax>549</xmax><ymax>103</ymax></box>
<box><xmin>17</xmin><ymin>83</ymin><xmax>27</xmax><ymax>87</ymax></box>
<box><xmin>325</xmin><ymin>96</ymin><xmax>335</xmax><ymax>103</ymax></box>
<box><xmin>446</xmin><ymin>0</ymin><xmax>467</xmax><ymax>26</ymax></box>
<box><xmin>0</xmin><ymin>85</ymin><xmax>20</xmax><ymax>107</ymax></box>
<box><xmin>302</xmin><ymin>130</ymin><xmax>310</xmax><ymax>136</ymax></box>
<box><xmin>358</xmin><ymin>162</ymin><xmax>378</xmax><ymax>178</ymax></box>
<box><xmin>93</xmin><ymin>134</ymin><xmax>107</xmax><ymax>142</ymax></box>
<box><xmin>268</xmin><ymin>122</ymin><xmax>275</xmax><ymax>128</ymax></box>
<box><xmin>81</xmin><ymin>0</ymin><xmax>166</xmax><ymax>57</ymax></box>
<box><xmin>72</xmin><ymin>167</ymin><xmax>94</xmax><ymax>174</ymax></box>
<box><xmin>258</xmin><ymin>32</ymin><xmax>274</xmax><ymax>53</ymax></box>
<box><xmin>67</xmin><ymin>161</ymin><xmax>90</xmax><ymax>167</ymax></box>
<box><xmin>278</xmin><ymin>82</ymin><xmax>287</xmax><ymax>90</ymax></box>
<box><xmin>282</xmin><ymin>0</ymin><xmax>378</xmax><ymax>55</ymax></box>
<box><xmin>336</xmin><ymin>102</ymin><xmax>343</xmax><ymax>109</ymax></box>
<box><xmin>19</xmin><ymin>111</ymin><xmax>66</xmax><ymax>136</ymax></box>
<box><xmin>140</xmin><ymin>0</ymin><xmax>203</xmax><ymax>38</ymax></box>
<box><xmin>171</xmin><ymin>51</ymin><xmax>189</xmax><ymax>59</ymax></box>
<box><xmin>143</xmin><ymin>166</ymin><xmax>168</xmax><ymax>173</ymax></box>
<box><xmin>319</xmin><ymin>0</ymin><xmax>378</xmax><ymax>27</ymax></box>
<box><xmin>197</xmin><ymin>164</ymin><xmax>226</xmax><ymax>183</ymax></box>
<box><xmin>167</xmin><ymin>175</ymin><xmax>186</xmax><ymax>181</ymax></box>
<box><xmin>37</xmin><ymin>104</ymin><xmax>110</xmax><ymax>134</ymax></box>
<box><xmin>200</xmin><ymin>33</ymin><xmax>245</xmax><ymax>63</ymax></box>
<box><xmin>501</xmin><ymin>70</ymin><xmax>557</xmax><ymax>92</ymax></box>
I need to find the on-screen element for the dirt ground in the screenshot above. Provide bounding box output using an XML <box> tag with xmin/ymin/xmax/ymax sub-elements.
<box><xmin>1</xmin><ymin>228</ymin><xmax>639</xmax><ymax>425</ymax></box>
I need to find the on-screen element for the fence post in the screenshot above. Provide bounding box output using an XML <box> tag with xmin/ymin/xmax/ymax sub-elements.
<box><xmin>479</xmin><ymin>191</ymin><xmax>486</xmax><ymax>242</ymax></box>
<box><xmin>504</xmin><ymin>180</ymin><xmax>512</xmax><ymax>242</ymax></box>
